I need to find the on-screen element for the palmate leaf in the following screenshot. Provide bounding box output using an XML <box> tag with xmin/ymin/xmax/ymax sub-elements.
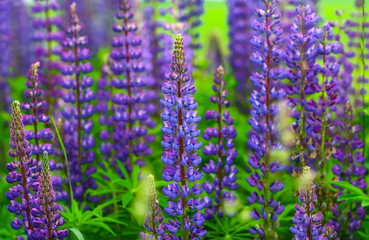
<box><xmin>205</xmin><ymin>214</ymin><xmax>254</xmax><ymax>239</ymax></box>
<box><xmin>329</xmin><ymin>181</ymin><xmax>369</xmax><ymax>208</ymax></box>
<box><xmin>61</xmin><ymin>197</ymin><xmax>127</xmax><ymax>237</ymax></box>
<box><xmin>89</xmin><ymin>157</ymin><xmax>141</xmax><ymax>209</ymax></box>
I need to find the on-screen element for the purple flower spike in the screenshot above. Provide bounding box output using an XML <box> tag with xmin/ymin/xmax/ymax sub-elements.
<box><xmin>227</xmin><ymin>0</ymin><xmax>255</xmax><ymax>113</ymax></box>
<box><xmin>304</xmin><ymin>21</ymin><xmax>342</xmax><ymax>176</ymax></box>
<box><xmin>31</xmin><ymin>152</ymin><xmax>69</xmax><ymax>239</ymax></box>
<box><xmin>290</xmin><ymin>167</ymin><xmax>325</xmax><ymax>240</ymax></box>
<box><xmin>109</xmin><ymin>0</ymin><xmax>155</xmax><ymax>172</ymax></box>
<box><xmin>21</xmin><ymin>62</ymin><xmax>54</xmax><ymax>163</ymax></box>
<box><xmin>32</xmin><ymin>0</ymin><xmax>63</xmax><ymax>114</ymax></box>
<box><xmin>285</xmin><ymin>4</ymin><xmax>321</xmax><ymax>169</ymax></box>
<box><xmin>247</xmin><ymin>0</ymin><xmax>285</xmax><ymax>238</ymax></box>
<box><xmin>330</xmin><ymin>102</ymin><xmax>366</xmax><ymax>237</ymax></box>
<box><xmin>160</xmin><ymin>34</ymin><xmax>206</xmax><ymax>239</ymax></box>
<box><xmin>140</xmin><ymin>174</ymin><xmax>165</xmax><ymax>239</ymax></box>
<box><xmin>6</xmin><ymin>101</ymin><xmax>37</xmax><ymax>236</ymax></box>
<box><xmin>0</xmin><ymin>0</ymin><xmax>11</xmax><ymax>114</ymax></box>
<box><xmin>60</xmin><ymin>3</ymin><xmax>97</xmax><ymax>202</ymax></box>
<box><xmin>202</xmin><ymin>66</ymin><xmax>238</xmax><ymax>219</ymax></box>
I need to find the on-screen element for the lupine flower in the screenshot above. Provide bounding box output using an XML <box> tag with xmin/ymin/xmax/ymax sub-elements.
<box><xmin>31</xmin><ymin>152</ymin><xmax>69</xmax><ymax>240</ymax></box>
<box><xmin>202</xmin><ymin>66</ymin><xmax>238</xmax><ymax>219</ymax></box>
<box><xmin>160</xmin><ymin>34</ymin><xmax>206</xmax><ymax>239</ymax></box>
<box><xmin>32</xmin><ymin>0</ymin><xmax>63</xmax><ymax>114</ymax></box>
<box><xmin>330</xmin><ymin>102</ymin><xmax>366</xmax><ymax>237</ymax></box>
<box><xmin>341</xmin><ymin>5</ymin><xmax>369</xmax><ymax>157</ymax></box>
<box><xmin>109</xmin><ymin>0</ymin><xmax>155</xmax><ymax>172</ymax></box>
<box><xmin>140</xmin><ymin>174</ymin><xmax>165</xmax><ymax>240</ymax></box>
<box><xmin>97</xmin><ymin>59</ymin><xmax>114</xmax><ymax>164</ymax></box>
<box><xmin>304</xmin><ymin>21</ymin><xmax>342</xmax><ymax>224</ymax></box>
<box><xmin>6</xmin><ymin>101</ymin><xmax>37</xmax><ymax>236</ymax></box>
<box><xmin>227</xmin><ymin>0</ymin><xmax>254</xmax><ymax>113</ymax></box>
<box><xmin>247</xmin><ymin>0</ymin><xmax>286</xmax><ymax>238</ymax></box>
<box><xmin>21</xmin><ymin>62</ymin><xmax>54</xmax><ymax>163</ymax></box>
<box><xmin>186</xmin><ymin>0</ymin><xmax>204</xmax><ymax>51</ymax></box>
<box><xmin>0</xmin><ymin>0</ymin><xmax>11</xmax><ymax>114</ymax></box>
<box><xmin>285</xmin><ymin>4</ymin><xmax>321</xmax><ymax>169</ymax></box>
<box><xmin>8</xmin><ymin>0</ymin><xmax>33</xmax><ymax>75</ymax></box>
<box><xmin>60</xmin><ymin>2</ymin><xmax>97</xmax><ymax>202</ymax></box>
<box><xmin>140</xmin><ymin>2</ymin><xmax>167</xmax><ymax>104</ymax></box>
<box><xmin>290</xmin><ymin>166</ymin><xmax>325</xmax><ymax>239</ymax></box>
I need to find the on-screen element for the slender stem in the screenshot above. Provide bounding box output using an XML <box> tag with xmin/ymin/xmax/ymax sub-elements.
<box><xmin>45</xmin><ymin>201</ymin><xmax>53</xmax><ymax>240</ymax></box>
<box><xmin>58</xmin><ymin>120</ymin><xmax>72</xmax><ymax>203</ymax></box>
<box><xmin>361</xmin><ymin>0</ymin><xmax>366</xmax><ymax>155</ymax></box>
<box><xmin>216</xmin><ymin>74</ymin><xmax>223</xmax><ymax>215</ymax></box>
<box><xmin>320</xmin><ymin>32</ymin><xmax>327</xmax><ymax>176</ymax></box>
<box><xmin>263</xmin><ymin>1</ymin><xmax>272</xmax><ymax>238</ymax></box>
<box><xmin>298</xmin><ymin>7</ymin><xmax>306</xmax><ymax>169</ymax></box>
<box><xmin>306</xmin><ymin>186</ymin><xmax>313</xmax><ymax>240</ymax></box>
<box><xmin>122</xmin><ymin>8</ymin><xmax>134</xmax><ymax>171</ymax></box>
<box><xmin>20</xmin><ymin>163</ymin><xmax>35</xmax><ymax>231</ymax></box>
<box><xmin>32</xmin><ymin>86</ymin><xmax>40</xmax><ymax>163</ymax></box>
<box><xmin>73</xmin><ymin>27</ymin><xmax>82</xmax><ymax>165</ymax></box>
<box><xmin>151</xmin><ymin>199</ymin><xmax>158</xmax><ymax>238</ymax></box>
<box><xmin>176</xmin><ymin>77</ymin><xmax>188</xmax><ymax>240</ymax></box>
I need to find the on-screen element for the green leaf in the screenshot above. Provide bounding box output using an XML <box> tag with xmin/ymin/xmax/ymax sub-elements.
<box><xmin>52</xmin><ymin>117</ymin><xmax>74</xmax><ymax>202</ymax></box>
<box><xmin>85</xmin><ymin>222</ymin><xmax>116</xmax><ymax>236</ymax></box>
<box><xmin>362</xmin><ymin>199</ymin><xmax>369</xmax><ymax>207</ymax></box>
<box><xmin>328</xmin><ymin>181</ymin><xmax>366</xmax><ymax>196</ymax></box>
<box><xmin>69</xmin><ymin>228</ymin><xmax>85</xmax><ymax>240</ymax></box>
<box><xmin>122</xmin><ymin>192</ymin><xmax>133</xmax><ymax>208</ymax></box>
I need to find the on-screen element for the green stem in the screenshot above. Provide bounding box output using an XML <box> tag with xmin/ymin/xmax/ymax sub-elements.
<box><xmin>361</xmin><ymin>0</ymin><xmax>367</xmax><ymax>156</ymax></box>
<box><xmin>299</xmin><ymin>7</ymin><xmax>306</xmax><ymax>170</ymax></box>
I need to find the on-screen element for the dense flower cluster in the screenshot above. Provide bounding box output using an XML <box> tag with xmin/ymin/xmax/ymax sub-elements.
<box><xmin>21</xmin><ymin>62</ymin><xmax>54</xmax><ymax>163</ymax></box>
<box><xmin>330</xmin><ymin>102</ymin><xmax>366</xmax><ymax>237</ymax></box>
<box><xmin>60</xmin><ymin>2</ymin><xmax>97</xmax><ymax>202</ymax></box>
<box><xmin>0</xmin><ymin>0</ymin><xmax>10</xmax><ymax>114</ymax></box>
<box><xmin>285</xmin><ymin>4</ymin><xmax>321</xmax><ymax>169</ymax></box>
<box><xmin>31</xmin><ymin>151</ymin><xmax>69</xmax><ymax>239</ymax></box>
<box><xmin>108</xmin><ymin>0</ymin><xmax>155</xmax><ymax>172</ymax></box>
<box><xmin>290</xmin><ymin>167</ymin><xmax>325</xmax><ymax>239</ymax></box>
<box><xmin>160</xmin><ymin>34</ymin><xmax>206</xmax><ymax>239</ymax></box>
<box><xmin>32</xmin><ymin>0</ymin><xmax>63</xmax><ymax>113</ymax></box>
<box><xmin>227</xmin><ymin>0</ymin><xmax>254</xmax><ymax>113</ymax></box>
<box><xmin>247</xmin><ymin>0</ymin><xmax>286</xmax><ymax>238</ymax></box>
<box><xmin>97</xmin><ymin>59</ymin><xmax>114</xmax><ymax>164</ymax></box>
<box><xmin>202</xmin><ymin>66</ymin><xmax>238</xmax><ymax>219</ymax></box>
<box><xmin>2</xmin><ymin>1</ymin><xmax>369</xmax><ymax>240</ymax></box>
<box><xmin>6</xmin><ymin>101</ymin><xmax>37</xmax><ymax>237</ymax></box>
<box><xmin>140</xmin><ymin>174</ymin><xmax>165</xmax><ymax>240</ymax></box>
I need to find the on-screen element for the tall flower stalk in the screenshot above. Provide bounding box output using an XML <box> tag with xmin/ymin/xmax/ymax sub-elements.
<box><xmin>247</xmin><ymin>0</ymin><xmax>286</xmax><ymax>238</ymax></box>
<box><xmin>31</xmin><ymin>152</ymin><xmax>69</xmax><ymax>240</ymax></box>
<box><xmin>330</xmin><ymin>102</ymin><xmax>366</xmax><ymax>238</ymax></box>
<box><xmin>32</xmin><ymin>0</ymin><xmax>63</xmax><ymax>114</ymax></box>
<box><xmin>202</xmin><ymin>66</ymin><xmax>238</xmax><ymax>219</ymax></box>
<box><xmin>290</xmin><ymin>166</ymin><xmax>328</xmax><ymax>239</ymax></box>
<box><xmin>360</xmin><ymin>0</ymin><xmax>367</xmax><ymax>156</ymax></box>
<box><xmin>227</xmin><ymin>0</ymin><xmax>254</xmax><ymax>113</ymax></box>
<box><xmin>160</xmin><ymin>34</ymin><xmax>206</xmax><ymax>239</ymax></box>
<box><xmin>109</xmin><ymin>0</ymin><xmax>155</xmax><ymax>172</ymax></box>
<box><xmin>285</xmin><ymin>4</ymin><xmax>320</xmax><ymax>169</ymax></box>
<box><xmin>21</xmin><ymin>62</ymin><xmax>54</xmax><ymax>163</ymax></box>
<box><xmin>6</xmin><ymin>101</ymin><xmax>37</xmax><ymax>237</ymax></box>
<box><xmin>60</xmin><ymin>2</ymin><xmax>97</xmax><ymax>201</ymax></box>
<box><xmin>140</xmin><ymin>174</ymin><xmax>165</xmax><ymax>240</ymax></box>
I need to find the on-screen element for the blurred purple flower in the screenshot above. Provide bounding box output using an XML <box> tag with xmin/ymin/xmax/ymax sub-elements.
<box><xmin>60</xmin><ymin>3</ymin><xmax>97</xmax><ymax>202</ymax></box>
<box><xmin>202</xmin><ymin>66</ymin><xmax>238</xmax><ymax>219</ymax></box>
